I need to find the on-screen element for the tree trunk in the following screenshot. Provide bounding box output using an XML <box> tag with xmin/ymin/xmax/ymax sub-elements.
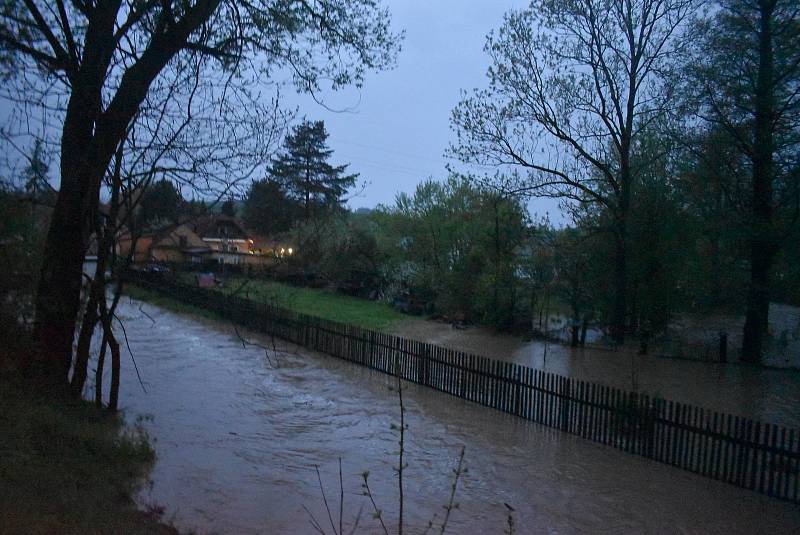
<box><xmin>28</xmin><ymin>59</ymin><xmax>106</xmax><ymax>394</ymax></box>
<box><xmin>580</xmin><ymin>315</ymin><xmax>589</xmax><ymax>346</ymax></box>
<box><xmin>570</xmin><ymin>316</ymin><xmax>580</xmax><ymax>347</ymax></box>
<box><xmin>108</xmin><ymin>333</ymin><xmax>121</xmax><ymax>411</ymax></box>
<box><xmin>95</xmin><ymin>331</ymin><xmax>108</xmax><ymax>408</ymax></box>
<box><xmin>71</xmin><ymin>245</ymin><xmax>111</xmax><ymax>397</ymax></box>
<box><xmin>71</xmin><ymin>289</ymin><xmax>99</xmax><ymax>398</ymax></box>
<box><xmin>27</xmin><ymin>0</ymin><xmax>214</xmax><ymax>396</ymax></box>
<box><xmin>611</xmin><ymin>232</ymin><xmax>628</xmax><ymax>344</ymax></box>
<box><xmin>742</xmin><ymin>244</ymin><xmax>773</xmax><ymax>363</ymax></box>
<box><xmin>741</xmin><ymin>0</ymin><xmax>776</xmax><ymax>364</ymax></box>
<box><xmin>29</xmin><ymin>166</ymin><xmax>92</xmax><ymax>394</ymax></box>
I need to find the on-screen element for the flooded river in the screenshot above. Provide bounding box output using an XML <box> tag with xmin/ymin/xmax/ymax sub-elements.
<box><xmin>108</xmin><ymin>298</ymin><xmax>800</xmax><ymax>534</ymax></box>
<box><xmin>392</xmin><ymin>319</ymin><xmax>800</xmax><ymax>429</ymax></box>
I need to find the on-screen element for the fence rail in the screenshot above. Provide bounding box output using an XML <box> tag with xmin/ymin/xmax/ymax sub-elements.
<box><xmin>125</xmin><ymin>271</ymin><xmax>800</xmax><ymax>504</ymax></box>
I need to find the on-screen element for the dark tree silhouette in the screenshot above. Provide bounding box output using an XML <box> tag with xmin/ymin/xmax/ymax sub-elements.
<box><xmin>0</xmin><ymin>1</ymin><xmax>400</xmax><ymax>394</ymax></box>
<box><xmin>221</xmin><ymin>198</ymin><xmax>237</xmax><ymax>217</ymax></box>
<box><xmin>450</xmin><ymin>0</ymin><xmax>696</xmax><ymax>343</ymax></box>
<box><xmin>688</xmin><ymin>0</ymin><xmax>800</xmax><ymax>363</ymax></box>
<box><xmin>243</xmin><ymin>179</ymin><xmax>299</xmax><ymax>236</ymax></box>
<box><xmin>270</xmin><ymin>120</ymin><xmax>358</xmax><ymax>221</ymax></box>
<box><xmin>138</xmin><ymin>180</ymin><xmax>182</xmax><ymax>228</ymax></box>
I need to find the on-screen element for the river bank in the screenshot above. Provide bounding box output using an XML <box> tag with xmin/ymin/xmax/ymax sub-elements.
<box><xmin>0</xmin><ymin>373</ymin><xmax>178</xmax><ymax>535</ymax></box>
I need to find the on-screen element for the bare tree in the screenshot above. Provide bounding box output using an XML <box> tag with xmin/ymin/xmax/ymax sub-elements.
<box><xmin>0</xmin><ymin>0</ymin><xmax>401</xmax><ymax>394</ymax></box>
<box><xmin>449</xmin><ymin>0</ymin><xmax>696</xmax><ymax>343</ymax></box>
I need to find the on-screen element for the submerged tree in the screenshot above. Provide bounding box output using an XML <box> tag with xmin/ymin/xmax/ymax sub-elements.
<box><xmin>270</xmin><ymin>120</ymin><xmax>358</xmax><ymax>220</ymax></box>
<box><xmin>688</xmin><ymin>0</ymin><xmax>800</xmax><ymax>362</ymax></box>
<box><xmin>450</xmin><ymin>0</ymin><xmax>696</xmax><ymax>343</ymax></box>
<box><xmin>0</xmin><ymin>1</ymin><xmax>400</xmax><ymax>394</ymax></box>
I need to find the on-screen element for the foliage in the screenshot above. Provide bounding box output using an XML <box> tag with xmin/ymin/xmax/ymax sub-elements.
<box><xmin>221</xmin><ymin>198</ymin><xmax>237</xmax><ymax>217</ymax></box>
<box><xmin>377</xmin><ymin>176</ymin><xmax>529</xmax><ymax>328</ymax></box>
<box><xmin>685</xmin><ymin>0</ymin><xmax>800</xmax><ymax>361</ymax></box>
<box><xmin>243</xmin><ymin>178</ymin><xmax>301</xmax><ymax>237</ymax></box>
<box><xmin>0</xmin><ymin>0</ymin><xmax>402</xmax><ymax>392</ymax></box>
<box><xmin>450</xmin><ymin>0</ymin><xmax>697</xmax><ymax>342</ymax></box>
<box><xmin>20</xmin><ymin>139</ymin><xmax>51</xmax><ymax>200</ymax></box>
<box><xmin>0</xmin><ymin>180</ymin><xmax>48</xmax><ymax>356</ymax></box>
<box><xmin>289</xmin><ymin>210</ymin><xmax>385</xmax><ymax>292</ymax></box>
<box><xmin>137</xmin><ymin>179</ymin><xmax>183</xmax><ymax>229</ymax></box>
<box><xmin>270</xmin><ymin>120</ymin><xmax>358</xmax><ymax>221</ymax></box>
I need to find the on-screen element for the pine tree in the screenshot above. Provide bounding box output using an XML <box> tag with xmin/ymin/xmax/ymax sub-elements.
<box><xmin>270</xmin><ymin>120</ymin><xmax>358</xmax><ymax>220</ymax></box>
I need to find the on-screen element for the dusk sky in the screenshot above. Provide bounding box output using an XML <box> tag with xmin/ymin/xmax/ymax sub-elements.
<box><xmin>0</xmin><ymin>1</ymin><xmax>565</xmax><ymax>221</ymax></box>
<box><xmin>282</xmin><ymin>0</ymin><xmax>561</xmax><ymax>220</ymax></box>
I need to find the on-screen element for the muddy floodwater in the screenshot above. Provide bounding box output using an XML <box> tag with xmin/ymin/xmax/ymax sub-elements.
<box><xmin>391</xmin><ymin>319</ymin><xmax>800</xmax><ymax>429</ymax></box>
<box><xmin>107</xmin><ymin>298</ymin><xmax>800</xmax><ymax>534</ymax></box>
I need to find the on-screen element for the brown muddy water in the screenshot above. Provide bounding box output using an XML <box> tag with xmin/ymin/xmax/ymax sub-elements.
<box><xmin>391</xmin><ymin>319</ymin><xmax>800</xmax><ymax>429</ymax></box>
<box><xmin>106</xmin><ymin>298</ymin><xmax>800</xmax><ymax>534</ymax></box>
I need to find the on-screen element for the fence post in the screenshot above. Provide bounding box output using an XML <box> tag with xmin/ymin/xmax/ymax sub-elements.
<box><xmin>418</xmin><ymin>344</ymin><xmax>429</xmax><ymax>386</ymax></box>
<box><xmin>560</xmin><ymin>378</ymin><xmax>570</xmax><ymax>432</ymax></box>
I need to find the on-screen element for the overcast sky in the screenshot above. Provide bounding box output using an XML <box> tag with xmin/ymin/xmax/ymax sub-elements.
<box><xmin>1</xmin><ymin>1</ymin><xmax>564</xmax><ymax>221</ymax></box>
<box><xmin>282</xmin><ymin>0</ymin><xmax>561</xmax><ymax>220</ymax></box>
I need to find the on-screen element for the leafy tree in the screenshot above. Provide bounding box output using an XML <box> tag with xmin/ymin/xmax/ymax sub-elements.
<box><xmin>550</xmin><ymin>229</ymin><xmax>596</xmax><ymax>346</ymax></box>
<box><xmin>181</xmin><ymin>198</ymin><xmax>210</xmax><ymax>218</ymax></box>
<box><xmin>688</xmin><ymin>0</ymin><xmax>800</xmax><ymax>362</ymax></box>
<box><xmin>0</xmin><ymin>1</ymin><xmax>399</xmax><ymax>391</ymax></box>
<box><xmin>450</xmin><ymin>0</ymin><xmax>697</xmax><ymax>342</ymax></box>
<box><xmin>674</xmin><ymin>126</ymin><xmax>750</xmax><ymax>310</ymax></box>
<box><xmin>290</xmin><ymin>210</ymin><xmax>384</xmax><ymax>293</ymax></box>
<box><xmin>243</xmin><ymin>179</ymin><xmax>300</xmax><ymax>236</ymax></box>
<box><xmin>380</xmin><ymin>176</ymin><xmax>529</xmax><ymax>327</ymax></box>
<box><xmin>270</xmin><ymin>120</ymin><xmax>358</xmax><ymax>220</ymax></box>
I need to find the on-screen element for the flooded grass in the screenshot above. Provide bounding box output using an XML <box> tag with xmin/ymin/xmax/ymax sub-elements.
<box><xmin>0</xmin><ymin>376</ymin><xmax>178</xmax><ymax>535</ymax></box>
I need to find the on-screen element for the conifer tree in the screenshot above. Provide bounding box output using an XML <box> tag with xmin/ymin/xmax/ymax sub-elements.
<box><xmin>270</xmin><ymin>121</ymin><xmax>358</xmax><ymax>220</ymax></box>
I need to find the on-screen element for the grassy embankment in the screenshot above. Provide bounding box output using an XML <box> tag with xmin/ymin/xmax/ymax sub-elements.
<box><xmin>157</xmin><ymin>274</ymin><xmax>409</xmax><ymax>332</ymax></box>
<box><xmin>221</xmin><ymin>277</ymin><xmax>408</xmax><ymax>331</ymax></box>
<box><xmin>0</xmin><ymin>374</ymin><xmax>178</xmax><ymax>535</ymax></box>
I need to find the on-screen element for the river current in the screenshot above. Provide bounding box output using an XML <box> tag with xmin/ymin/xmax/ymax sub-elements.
<box><xmin>106</xmin><ymin>298</ymin><xmax>800</xmax><ymax>534</ymax></box>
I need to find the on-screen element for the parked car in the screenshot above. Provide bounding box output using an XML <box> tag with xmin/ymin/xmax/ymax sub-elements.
<box><xmin>144</xmin><ymin>263</ymin><xmax>170</xmax><ymax>273</ymax></box>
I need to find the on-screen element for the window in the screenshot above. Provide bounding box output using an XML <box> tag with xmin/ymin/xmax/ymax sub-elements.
<box><xmin>179</xmin><ymin>235</ymin><xmax>188</xmax><ymax>247</ymax></box>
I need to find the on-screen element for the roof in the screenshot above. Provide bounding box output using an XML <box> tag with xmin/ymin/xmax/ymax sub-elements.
<box><xmin>189</xmin><ymin>214</ymin><xmax>250</xmax><ymax>240</ymax></box>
